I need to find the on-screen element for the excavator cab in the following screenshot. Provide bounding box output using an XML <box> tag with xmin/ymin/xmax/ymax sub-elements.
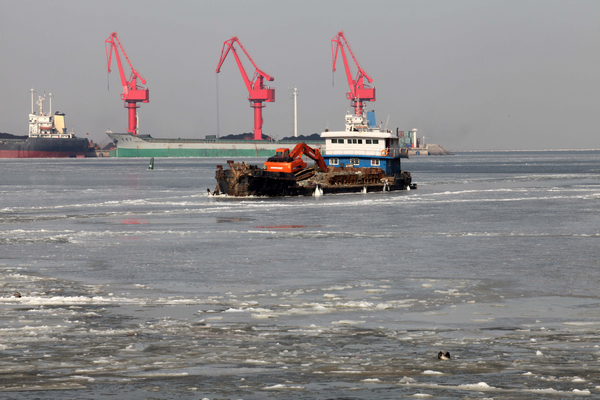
<box><xmin>265</xmin><ymin>148</ymin><xmax>306</xmax><ymax>173</ymax></box>
<box><xmin>273</xmin><ymin>149</ymin><xmax>290</xmax><ymax>159</ymax></box>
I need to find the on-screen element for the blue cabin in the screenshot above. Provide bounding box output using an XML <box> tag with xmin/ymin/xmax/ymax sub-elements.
<box><xmin>320</xmin><ymin>111</ymin><xmax>408</xmax><ymax>176</ymax></box>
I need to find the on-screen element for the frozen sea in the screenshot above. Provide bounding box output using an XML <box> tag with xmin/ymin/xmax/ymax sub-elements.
<box><xmin>1</xmin><ymin>151</ymin><xmax>599</xmax><ymax>399</ymax></box>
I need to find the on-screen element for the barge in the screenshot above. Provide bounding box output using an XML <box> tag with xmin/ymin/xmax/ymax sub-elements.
<box><xmin>214</xmin><ymin>110</ymin><xmax>416</xmax><ymax>197</ymax></box>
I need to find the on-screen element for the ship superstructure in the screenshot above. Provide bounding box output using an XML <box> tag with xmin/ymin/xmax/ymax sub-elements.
<box><xmin>28</xmin><ymin>93</ymin><xmax>77</xmax><ymax>139</ymax></box>
<box><xmin>320</xmin><ymin>110</ymin><xmax>413</xmax><ymax>176</ymax></box>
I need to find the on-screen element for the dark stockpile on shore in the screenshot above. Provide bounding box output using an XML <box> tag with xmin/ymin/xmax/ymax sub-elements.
<box><xmin>0</xmin><ymin>132</ymin><xmax>27</xmax><ymax>139</ymax></box>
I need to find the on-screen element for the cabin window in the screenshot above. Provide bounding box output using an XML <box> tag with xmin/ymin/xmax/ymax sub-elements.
<box><xmin>357</xmin><ymin>139</ymin><xmax>362</xmax><ymax>144</ymax></box>
<box><xmin>330</xmin><ymin>158</ymin><xmax>339</xmax><ymax>165</ymax></box>
<box><xmin>371</xmin><ymin>159</ymin><xmax>380</xmax><ymax>166</ymax></box>
<box><xmin>350</xmin><ymin>158</ymin><xmax>360</xmax><ymax>165</ymax></box>
<box><xmin>347</xmin><ymin>139</ymin><xmax>352</xmax><ymax>144</ymax></box>
<box><xmin>353</xmin><ymin>139</ymin><xmax>357</xmax><ymax>144</ymax></box>
<box><xmin>373</xmin><ymin>139</ymin><xmax>379</xmax><ymax>144</ymax></box>
<box><xmin>366</xmin><ymin>139</ymin><xmax>372</xmax><ymax>144</ymax></box>
<box><xmin>330</xmin><ymin>139</ymin><xmax>337</xmax><ymax>144</ymax></box>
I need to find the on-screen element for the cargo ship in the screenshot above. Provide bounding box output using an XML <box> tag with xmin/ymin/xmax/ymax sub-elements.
<box><xmin>106</xmin><ymin>131</ymin><xmax>283</xmax><ymax>158</ymax></box>
<box><xmin>214</xmin><ymin>110</ymin><xmax>416</xmax><ymax>197</ymax></box>
<box><xmin>105</xmin><ymin>130</ymin><xmax>326</xmax><ymax>158</ymax></box>
<box><xmin>0</xmin><ymin>91</ymin><xmax>89</xmax><ymax>158</ymax></box>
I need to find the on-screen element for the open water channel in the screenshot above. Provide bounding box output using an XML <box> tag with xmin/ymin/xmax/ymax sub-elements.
<box><xmin>1</xmin><ymin>151</ymin><xmax>600</xmax><ymax>399</ymax></box>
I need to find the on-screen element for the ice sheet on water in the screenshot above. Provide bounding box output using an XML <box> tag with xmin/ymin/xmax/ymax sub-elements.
<box><xmin>3</xmin><ymin>257</ymin><xmax>600</xmax><ymax>397</ymax></box>
<box><xmin>331</xmin><ymin>320</ymin><xmax>366</xmax><ymax>325</ymax></box>
<box><xmin>458</xmin><ymin>382</ymin><xmax>493</xmax><ymax>390</ymax></box>
<box><xmin>263</xmin><ymin>384</ymin><xmax>305</xmax><ymax>390</ymax></box>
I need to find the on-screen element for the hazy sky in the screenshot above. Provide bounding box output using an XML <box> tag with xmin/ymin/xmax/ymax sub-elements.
<box><xmin>1</xmin><ymin>0</ymin><xmax>598</xmax><ymax>150</ymax></box>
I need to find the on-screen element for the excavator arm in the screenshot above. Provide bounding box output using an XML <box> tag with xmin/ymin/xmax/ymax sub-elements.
<box><xmin>289</xmin><ymin>143</ymin><xmax>328</xmax><ymax>172</ymax></box>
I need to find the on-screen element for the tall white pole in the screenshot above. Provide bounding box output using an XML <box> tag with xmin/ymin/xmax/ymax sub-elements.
<box><xmin>30</xmin><ymin>88</ymin><xmax>35</xmax><ymax>114</ymax></box>
<box><xmin>292</xmin><ymin>87</ymin><xmax>299</xmax><ymax>137</ymax></box>
<box><xmin>49</xmin><ymin>93</ymin><xmax>52</xmax><ymax>115</ymax></box>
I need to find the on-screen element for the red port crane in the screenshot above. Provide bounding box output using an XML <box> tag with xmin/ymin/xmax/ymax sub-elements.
<box><xmin>331</xmin><ymin>31</ymin><xmax>375</xmax><ymax>116</ymax></box>
<box><xmin>105</xmin><ymin>32</ymin><xmax>149</xmax><ymax>135</ymax></box>
<box><xmin>216</xmin><ymin>37</ymin><xmax>274</xmax><ymax>141</ymax></box>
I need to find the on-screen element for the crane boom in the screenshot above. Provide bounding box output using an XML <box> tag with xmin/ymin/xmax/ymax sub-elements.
<box><xmin>216</xmin><ymin>36</ymin><xmax>275</xmax><ymax>141</ymax></box>
<box><xmin>331</xmin><ymin>31</ymin><xmax>375</xmax><ymax>116</ymax></box>
<box><xmin>105</xmin><ymin>32</ymin><xmax>149</xmax><ymax>135</ymax></box>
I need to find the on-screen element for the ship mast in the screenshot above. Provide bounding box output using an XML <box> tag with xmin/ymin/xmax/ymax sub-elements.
<box><xmin>30</xmin><ymin>88</ymin><xmax>35</xmax><ymax>114</ymax></box>
<box><xmin>291</xmin><ymin>87</ymin><xmax>299</xmax><ymax>137</ymax></box>
<box><xmin>37</xmin><ymin>93</ymin><xmax>46</xmax><ymax>116</ymax></box>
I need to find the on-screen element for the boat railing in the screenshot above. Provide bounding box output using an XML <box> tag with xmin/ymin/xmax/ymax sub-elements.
<box><xmin>323</xmin><ymin>148</ymin><xmax>404</xmax><ymax>157</ymax></box>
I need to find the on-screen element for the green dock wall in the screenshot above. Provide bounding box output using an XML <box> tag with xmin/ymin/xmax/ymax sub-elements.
<box><xmin>109</xmin><ymin>148</ymin><xmax>278</xmax><ymax>158</ymax></box>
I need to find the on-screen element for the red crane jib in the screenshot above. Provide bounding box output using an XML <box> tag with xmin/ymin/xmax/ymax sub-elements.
<box><xmin>331</xmin><ymin>31</ymin><xmax>375</xmax><ymax>116</ymax></box>
<box><xmin>105</xmin><ymin>32</ymin><xmax>149</xmax><ymax>135</ymax></box>
<box><xmin>216</xmin><ymin>36</ymin><xmax>275</xmax><ymax>140</ymax></box>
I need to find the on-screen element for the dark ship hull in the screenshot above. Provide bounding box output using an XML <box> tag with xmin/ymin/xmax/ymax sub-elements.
<box><xmin>215</xmin><ymin>162</ymin><xmax>415</xmax><ymax>197</ymax></box>
<box><xmin>0</xmin><ymin>134</ymin><xmax>89</xmax><ymax>158</ymax></box>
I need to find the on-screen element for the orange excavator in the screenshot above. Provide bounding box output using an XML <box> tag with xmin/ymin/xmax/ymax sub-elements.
<box><xmin>264</xmin><ymin>143</ymin><xmax>328</xmax><ymax>173</ymax></box>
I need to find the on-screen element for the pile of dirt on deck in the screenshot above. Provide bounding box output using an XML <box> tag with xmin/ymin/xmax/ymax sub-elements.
<box><xmin>305</xmin><ymin>166</ymin><xmax>387</xmax><ymax>185</ymax></box>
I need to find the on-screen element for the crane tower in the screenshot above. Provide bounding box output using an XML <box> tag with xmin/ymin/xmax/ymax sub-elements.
<box><xmin>105</xmin><ymin>32</ymin><xmax>149</xmax><ymax>135</ymax></box>
<box><xmin>331</xmin><ymin>31</ymin><xmax>375</xmax><ymax>116</ymax></box>
<box><xmin>216</xmin><ymin>37</ymin><xmax>275</xmax><ymax>141</ymax></box>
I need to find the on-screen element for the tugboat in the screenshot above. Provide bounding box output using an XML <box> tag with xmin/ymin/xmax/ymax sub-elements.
<box><xmin>214</xmin><ymin>109</ymin><xmax>416</xmax><ymax>197</ymax></box>
<box><xmin>321</xmin><ymin>109</ymin><xmax>409</xmax><ymax>176</ymax></box>
<box><xmin>0</xmin><ymin>90</ymin><xmax>89</xmax><ymax>158</ymax></box>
